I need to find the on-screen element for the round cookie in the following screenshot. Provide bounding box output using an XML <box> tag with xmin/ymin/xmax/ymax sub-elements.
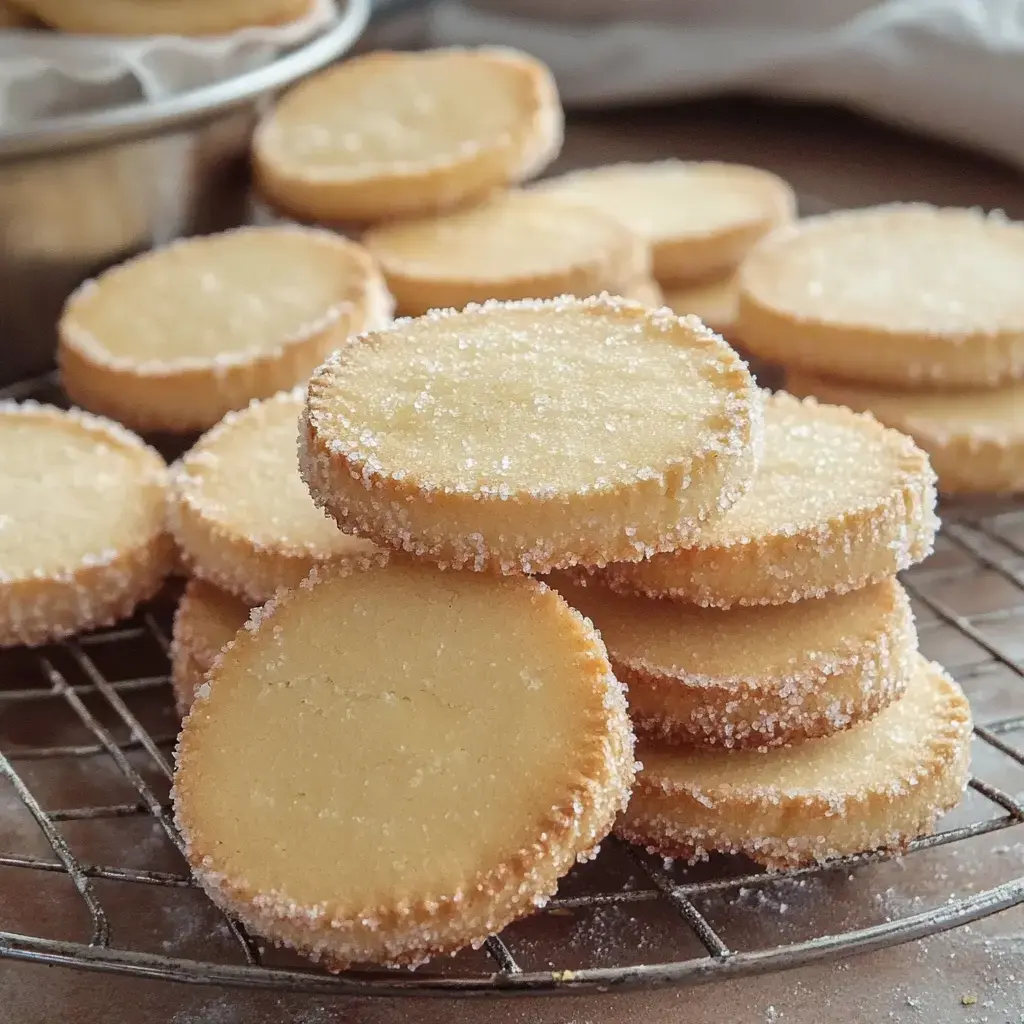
<box><xmin>174</xmin><ymin>559</ymin><xmax>635</xmax><ymax>968</ymax></box>
<box><xmin>786</xmin><ymin>370</ymin><xmax>1024</xmax><ymax>496</ymax></box>
<box><xmin>618</xmin><ymin>656</ymin><xmax>972</xmax><ymax>869</ymax></box>
<box><xmin>301</xmin><ymin>296</ymin><xmax>763</xmax><ymax>575</ymax></box>
<box><xmin>532</xmin><ymin>161</ymin><xmax>795</xmax><ymax>285</ymax></box>
<box><xmin>600</xmin><ymin>391</ymin><xmax>937</xmax><ymax>607</ymax></box>
<box><xmin>14</xmin><ymin>0</ymin><xmax>310</xmax><ymax>34</ymax></box>
<box><xmin>550</xmin><ymin>574</ymin><xmax>916</xmax><ymax>749</ymax></box>
<box><xmin>254</xmin><ymin>48</ymin><xmax>563</xmax><ymax>225</ymax></box>
<box><xmin>738</xmin><ymin>204</ymin><xmax>1024</xmax><ymax>388</ymax></box>
<box><xmin>170</xmin><ymin>579</ymin><xmax>249</xmax><ymax>717</ymax></box>
<box><xmin>168</xmin><ymin>389</ymin><xmax>379</xmax><ymax>605</ymax></box>
<box><xmin>664</xmin><ymin>272</ymin><xmax>739</xmax><ymax>338</ymax></box>
<box><xmin>0</xmin><ymin>402</ymin><xmax>172</xmax><ymax>647</ymax></box>
<box><xmin>361</xmin><ymin>192</ymin><xmax>648</xmax><ymax>317</ymax></box>
<box><xmin>59</xmin><ymin>227</ymin><xmax>392</xmax><ymax>434</ymax></box>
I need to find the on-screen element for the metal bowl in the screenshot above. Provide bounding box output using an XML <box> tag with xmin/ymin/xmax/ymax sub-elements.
<box><xmin>0</xmin><ymin>0</ymin><xmax>370</xmax><ymax>387</ymax></box>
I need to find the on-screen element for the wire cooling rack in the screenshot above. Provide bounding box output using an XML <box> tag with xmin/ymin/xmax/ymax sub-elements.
<box><xmin>1</xmin><ymin>371</ymin><xmax>1023</xmax><ymax>1001</ymax></box>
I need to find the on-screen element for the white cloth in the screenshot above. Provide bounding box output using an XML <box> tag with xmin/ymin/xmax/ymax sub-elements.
<box><xmin>0</xmin><ymin>0</ymin><xmax>336</xmax><ymax>127</ymax></box>
<box><xmin>420</xmin><ymin>0</ymin><xmax>1024</xmax><ymax>171</ymax></box>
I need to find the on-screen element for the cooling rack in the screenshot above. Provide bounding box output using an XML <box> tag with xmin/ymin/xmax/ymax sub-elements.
<box><xmin>1</xmin><ymin>370</ymin><xmax>1023</xmax><ymax>1001</ymax></box>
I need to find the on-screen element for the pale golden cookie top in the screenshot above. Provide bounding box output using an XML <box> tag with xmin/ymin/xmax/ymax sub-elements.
<box><xmin>174</xmin><ymin>579</ymin><xmax>249</xmax><ymax>672</ymax></box>
<box><xmin>685</xmin><ymin>390</ymin><xmax>930</xmax><ymax>547</ymax></box>
<box><xmin>665</xmin><ymin>273</ymin><xmax>739</xmax><ymax>332</ymax></box>
<box><xmin>61</xmin><ymin>227</ymin><xmax>380</xmax><ymax>370</ymax></box>
<box><xmin>0</xmin><ymin>401</ymin><xmax>166</xmax><ymax>581</ymax></box>
<box><xmin>306</xmin><ymin>296</ymin><xmax>757</xmax><ymax>499</ymax></box>
<box><xmin>551</xmin><ymin>574</ymin><xmax>909</xmax><ymax>688</ymax></box>
<box><xmin>786</xmin><ymin>373</ymin><xmax>1024</xmax><ymax>444</ymax></box>
<box><xmin>637</xmin><ymin>656</ymin><xmax>969</xmax><ymax>800</ymax></box>
<box><xmin>171</xmin><ymin>390</ymin><xmax>376</xmax><ymax>559</ymax></box>
<box><xmin>534</xmin><ymin>161</ymin><xmax>795</xmax><ymax>251</ymax></box>
<box><xmin>256</xmin><ymin>47</ymin><xmax>557</xmax><ymax>182</ymax></box>
<box><xmin>362</xmin><ymin>191</ymin><xmax>646</xmax><ymax>287</ymax></box>
<box><xmin>741</xmin><ymin>204</ymin><xmax>1024</xmax><ymax>337</ymax></box>
<box><xmin>175</xmin><ymin>560</ymin><xmax>633</xmax><ymax>954</ymax></box>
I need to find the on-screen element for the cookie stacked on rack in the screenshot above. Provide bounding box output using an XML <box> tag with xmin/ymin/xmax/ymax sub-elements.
<box><xmin>739</xmin><ymin>204</ymin><xmax>1024</xmax><ymax>495</ymax></box>
<box><xmin>553</xmin><ymin>389</ymin><xmax>972</xmax><ymax>868</ymax></box>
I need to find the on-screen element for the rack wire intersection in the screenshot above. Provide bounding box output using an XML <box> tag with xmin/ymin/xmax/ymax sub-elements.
<box><xmin>1</xmin><ymin>373</ymin><xmax>1022</xmax><ymax>1000</ymax></box>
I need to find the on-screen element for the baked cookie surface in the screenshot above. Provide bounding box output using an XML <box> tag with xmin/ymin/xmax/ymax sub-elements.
<box><xmin>168</xmin><ymin>389</ymin><xmax>379</xmax><ymax>604</ymax></box>
<box><xmin>600</xmin><ymin>391</ymin><xmax>937</xmax><ymax>606</ymax></box>
<box><xmin>550</xmin><ymin>574</ymin><xmax>916</xmax><ymax>749</ymax></box>
<box><xmin>664</xmin><ymin>273</ymin><xmax>739</xmax><ymax>338</ymax></box>
<box><xmin>739</xmin><ymin>204</ymin><xmax>1024</xmax><ymax>388</ymax></box>
<box><xmin>301</xmin><ymin>296</ymin><xmax>763</xmax><ymax>574</ymax></box>
<box><xmin>170</xmin><ymin>579</ymin><xmax>249</xmax><ymax>716</ymax></box>
<box><xmin>254</xmin><ymin>48</ymin><xmax>563</xmax><ymax>224</ymax></box>
<box><xmin>59</xmin><ymin>227</ymin><xmax>390</xmax><ymax>433</ymax></box>
<box><xmin>618</xmin><ymin>656</ymin><xmax>971</xmax><ymax>868</ymax></box>
<box><xmin>174</xmin><ymin>559</ymin><xmax>635</xmax><ymax>968</ymax></box>
<box><xmin>786</xmin><ymin>370</ymin><xmax>1024</xmax><ymax>496</ymax></box>
<box><xmin>533</xmin><ymin>161</ymin><xmax>795</xmax><ymax>284</ymax></box>
<box><xmin>0</xmin><ymin>401</ymin><xmax>172</xmax><ymax>646</ymax></box>
<box><xmin>362</xmin><ymin>192</ymin><xmax>647</xmax><ymax>316</ymax></box>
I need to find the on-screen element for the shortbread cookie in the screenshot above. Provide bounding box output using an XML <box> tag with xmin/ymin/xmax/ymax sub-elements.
<box><xmin>786</xmin><ymin>370</ymin><xmax>1024</xmax><ymax>496</ymax></box>
<box><xmin>739</xmin><ymin>204</ymin><xmax>1024</xmax><ymax>388</ymax></box>
<box><xmin>618</xmin><ymin>656</ymin><xmax>971</xmax><ymax>868</ymax></box>
<box><xmin>15</xmin><ymin>0</ymin><xmax>310</xmax><ymax>34</ymax></box>
<box><xmin>532</xmin><ymin>161</ymin><xmax>795</xmax><ymax>284</ymax></box>
<box><xmin>600</xmin><ymin>391</ymin><xmax>936</xmax><ymax>607</ymax></box>
<box><xmin>168</xmin><ymin>390</ymin><xmax>379</xmax><ymax>605</ymax></box>
<box><xmin>174</xmin><ymin>559</ymin><xmax>635</xmax><ymax>968</ymax></box>
<box><xmin>361</xmin><ymin>193</ymin><xmax>648</xmax><ymax>316</ymax></box>
<box><xmin>59</xmin><ymin>227</ymin><xmax>392</xmax><ymax>434</ymax></box>
<box><xmin>551</xmin><ymin>574</ymin><xmax>915</xmax><ymax>749</ymax></box>
<box><xmin>301</xmin><ymin>296</ymin><xmax>763</xmax><ymax>574</ymax></box>
<box><xmin>620</xmin><ymin>277</ymin><xmax>664</xmax><ymax>308</ymax></box>
<box><xmin>254</xmin><ymin>48</ymin><xmax>562</xmax><ymax>225</ymax></box>
<box><xmin>665</xmin><ymin>273</ymin><xmax>738</xmax><ymax>337</ymax></box>
<box><xmin>170</xmin><ymin>579</ymin><xmax>249</xmax><ymax>717</ymax></box>
<box><xmin>0</xmin><ymin>402</ymin><xmax>172</xmax><ymax>647</ymax></box>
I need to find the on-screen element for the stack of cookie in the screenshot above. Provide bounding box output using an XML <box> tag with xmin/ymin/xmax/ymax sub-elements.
<box><xmin>172</xmin><ymin>295</ymin><xmax>766</xmax><ymax>968</ymax></box>
<box><xmin>533</xmin><ymin>160</ymin><xmax>797</xmax><ymax>338</ymax></box>
<box><xmin>738</xmin><ymin>204</ymin><xmax>1024</xmax><ymax>495</ymax></box>
<box><xmin>251</xmin><ymin>46</ymin><xmax>799</xmax><ymax>319</ymax></box>
<box><xmin>554</xmin><ymin>388</ymin><xmax>972</xmax><ymax>869</ymax></box>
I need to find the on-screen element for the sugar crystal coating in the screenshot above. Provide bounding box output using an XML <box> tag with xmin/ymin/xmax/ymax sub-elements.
<box><xmin>0</xmin><ymin>400</ymin><xmax>172</xmax><ymax>647</ymax></box>
<box><xmin>550</xmin><ymin>573</ymin><xmax>916</xmax><ymax>748</ymax></box>
<box><xmin>618</xmin><ymin>656</ymin><xmax>971</xmax><ymax>868</ymax></box>
<box><xmin>301</xmin><ymin>295</ymin><xmax>762</xmax><ymax>574</ymax></box>
<box><xmin>600</xmin><ymin>391</ymin><xmax>937</xmax><ymax>606</ymax></box>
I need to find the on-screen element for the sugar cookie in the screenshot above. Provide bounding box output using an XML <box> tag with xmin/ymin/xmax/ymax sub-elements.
<box><xmin>786</xmin><ymin>370</ymin><xmax>1024</xmax><ymax>496</ymax></box>
<box><xmin>739</xmin><ymin>204</ymin><xmax>1024</xmax><ymax>388</ymax></box>
<box><xmin>254</xmin><ymin>48</ymin><xmax>562</xmax><ymax>225</ymax></box>
<box><xmin>361</xmin><ymin>192</ymin><xmax>648</xmax><ymax>317</ymax></box>
<box><xmin>550</xmin><ymin>574</ymin><xmax>915</xmax><ymax>749</ymax></box>
<box><xmin>15</xmin><ymin>0</ymin><xmax>310</xmax><ymax>34</ymax></box>
<box><xmin>599</xmin><ymin>391</ymin><xmax>936</xmax><ymax>607</ymax></box>
<box><xmin>618</xmin><ymin>656</ymin><xmax>971</xmax><ymax>868</ymax></box>
<box><xmin>174</xmin><ymin>559</ymin><xmax>635</xmax><ymax>968</ymax></box>
<box><xmin>301</xmin><ymin>296</ymin><xmax>763</xmax><ymax>574</ymax></box>
<box><xmin>0</xmin><ymin>402</ymin><xmax>172</xmax><ymax>647</ymax></box>
<box><xmin>59</xmin><ymin>227</ymin><xmax>392</xmax><ymax>434</ymax></box>
<box><xmin>620</xmin><ymin>277</ymin><xmax>665</xmax><ymax>308</ymax></box>
<box><xmin>664</xmin><ymin>272</ymin><xmax>739</xmax><ymax>337</ymax></box>
<box><xmin>168</xmin><ymin>389</ymin><xmax>379</xmax><ymax>605</ymax></box>
<box><xmin>170</xmin><ymin>579</ymin><xmax>249</xmax><ymax>717</ymax></box>
<box><xmin>532</xmin><ymin>161</ymin><xmax>795</xmax><ymax>284</ymax></box>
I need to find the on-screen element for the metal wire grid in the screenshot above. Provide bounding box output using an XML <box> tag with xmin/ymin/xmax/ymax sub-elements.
<box><xmin>0</xmin><ymin>372</ymin><xmax>1023</xmax><ymax>1000</ymax></box>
